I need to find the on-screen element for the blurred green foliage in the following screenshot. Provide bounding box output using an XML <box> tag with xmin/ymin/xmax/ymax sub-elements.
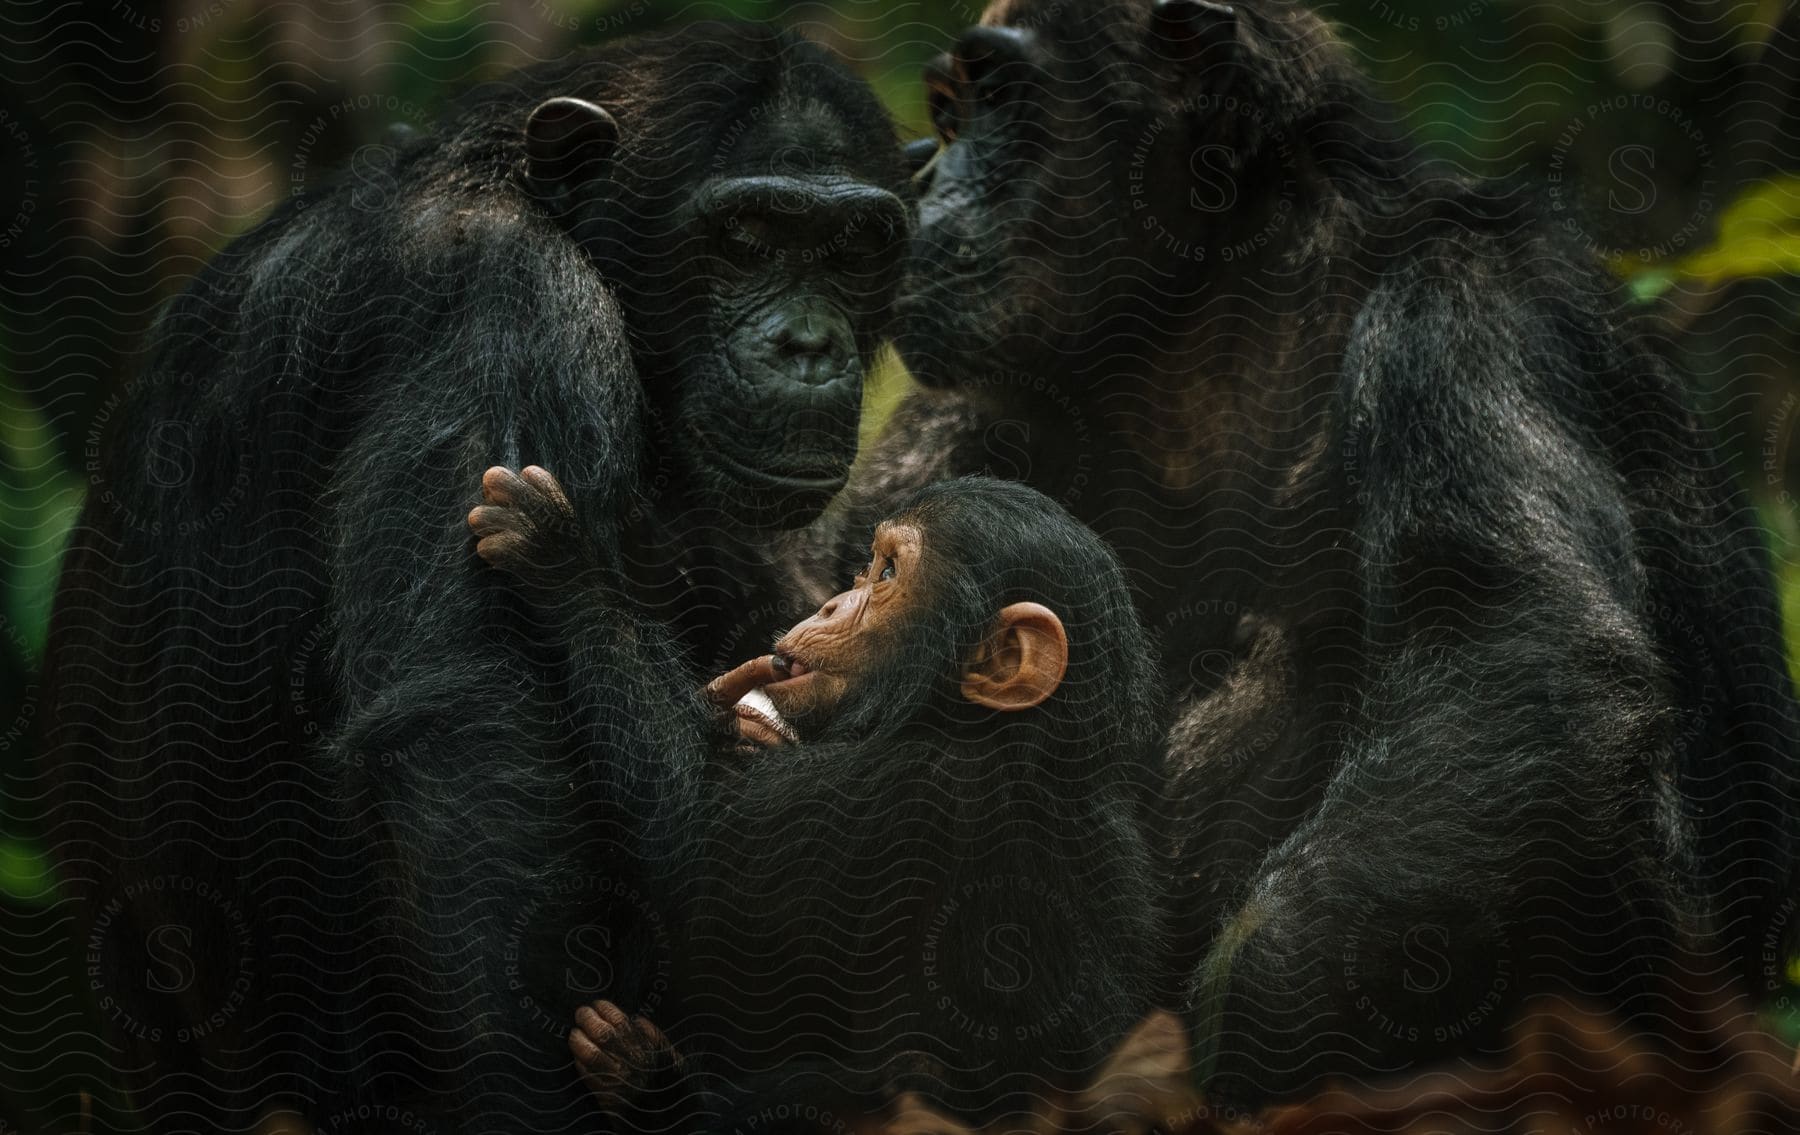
<box><xmin>0</xmin><ymin>361</ymin><xmax>80</xmax><ymax>665</ymax></box>
<box><xmin>1632</xmin><ymin>175</ymin><xmax>1800</xmax><ymax>298</ymax></box>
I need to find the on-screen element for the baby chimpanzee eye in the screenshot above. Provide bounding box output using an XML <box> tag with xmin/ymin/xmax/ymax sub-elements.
<box><xmin>880</xmin><ymin>560</ymin><xmax>896</xmax><ymax>582</ymax></box>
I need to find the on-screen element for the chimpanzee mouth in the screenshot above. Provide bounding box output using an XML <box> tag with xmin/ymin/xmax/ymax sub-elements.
<box><xmin>771</xmin><ymin>651</ymin><xmax>810</xmax><ymax>679</ymax></box>
<box><xmin>764</xmin><ymin>650</ymin><xmax>815</xmax><ymax>692</ymax></box>
<box><xmin>693</xmin><ymin>431</ymin><xmax>850</xmax><ymax>495</ymax></box>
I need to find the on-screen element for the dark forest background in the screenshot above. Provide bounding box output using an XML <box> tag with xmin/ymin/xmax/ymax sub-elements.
<box><xmin>3</xmin><ymin>0</ymin><xmax>1800</xmax><ymax>1127</ymax></box>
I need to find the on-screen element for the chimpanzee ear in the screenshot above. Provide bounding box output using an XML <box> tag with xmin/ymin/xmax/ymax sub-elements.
<box><xmin>525</xmin><ymin>97</ymin><xmax>619</xmax><ymax>196</ymax></box>
<box><xmin>961</xmin><ymin>602</ymin><xmax>1069</xmax><ymax>712</ymax></box>
<box><xmin>1149</xmin><ymin>0</ymin><xmax>1240</xmax><ymax>67</ymax></box>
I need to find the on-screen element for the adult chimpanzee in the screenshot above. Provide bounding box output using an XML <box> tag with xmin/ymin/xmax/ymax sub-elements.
<box><xmin>36</xmin><ymin>22</ymin><xmax>908</xmax><ymax>1133</ymax></box>
<box><xmin>800</xmin><ymin>0</ymin><xmax>1800</xmax><ymax>1108</ymax></box>
<box><xmin>468</xmin><ymin>468</ymin><xmax>1162</xmax><ymax>1126</ymax></box>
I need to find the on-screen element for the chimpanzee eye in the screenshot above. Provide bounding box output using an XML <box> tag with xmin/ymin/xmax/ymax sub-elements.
<box><xmin>842</xmin><ymin>222</ymin><xmax>894</xmax><ymax>262</ymax></box>
<box><xmin>879</xmin><ymin>560</ymin><xmax>896</xmax><ymax>582</ymax></box>
<box><xmin>721</xmin><ymin>215</ymin><xmax>773</xmax><ymax>261</ymax></box>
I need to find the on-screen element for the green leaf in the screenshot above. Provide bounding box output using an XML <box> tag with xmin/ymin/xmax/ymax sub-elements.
<box><xmin>1629</xmin><ymin>268</ymin><xmax>1676</xmax><ymax>303</ymax></box>
<box><xmin>1765</xmin><ymin>510</ymin><xmax>1800</xmax><ymax>693</ymax></box>
<box><xmin>1765</xmin><ymin>1001</ymin><xmax>1800</xmax><ymax>1047</ymax></box>
<box><xmin>0</xmin><ymin>838</ymin><xmax>55</xmax><ymax>906</ymax></box>
<box><xmin>0</xmin><ymin>373</ymin><xmax>81</xmax><ymax>665</ymax></box>
<box><xmin>1623</xmin><ymin>177</ymin><xmax>1800</xmax><ymax>295</ymax></box>
<box><xmin>1677</xmin><ymin>178</ymin><xmax>1800</xmax><ymax>285</ymax></box>
<box><xmin>858</xmin><ymin>347</ymin><xmax>914</xmax><ymax>455</ymax></box>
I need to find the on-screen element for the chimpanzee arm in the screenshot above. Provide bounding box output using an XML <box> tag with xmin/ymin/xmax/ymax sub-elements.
<box><xmin>317</xmin><ymin>219</ymin><xmax>699</xmax><ymax>1124</ymax></box>
<box><xmin>1186</xmin><ymin>275</ymin><xmax>1699</xmax><ymax>1104</ymax></box>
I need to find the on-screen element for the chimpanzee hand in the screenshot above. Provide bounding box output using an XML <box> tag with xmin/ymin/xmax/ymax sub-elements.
<box><xmin>568</xmin><ymin>1000</ymin><xmax>681</xmax><ymax>1114</ymax></box>
<box><xmin>703</xmin><ymin>655</ymin><xmax>797</xmax><ymax>753</ymax></box>
<box><xmin>466</xmin><ymin>464</ymin><xmax>589</xmax><ymax>597</ymax></box>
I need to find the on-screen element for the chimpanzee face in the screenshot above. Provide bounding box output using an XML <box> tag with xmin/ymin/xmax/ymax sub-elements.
<box><xmin>670</xmin><ymin>113</ymin><xmax>910</xmax><ymax>528</ymax></box>
<box><xmin>522</xmin><ymin>42</ymin><xmax>913</xmax><ymax>533</ymax></box>
<box><xmin>896</xmin><ymin>12</ymin><xmax>1142</xmax><ymax>390</ymax></box>
<box><xmin>760</xmin><ymin>516</ymin><xmax>1068</xmax><ymax>739</ymax></box>
<box><xmin>761</xmin><ymin>520</ymin><xmax>929</xmax><ymax>731</ymax></box>
<box><xmin>896</xmin><ymin>0</ymin><xmax>1247</xmax><ymax>391</ymax></box>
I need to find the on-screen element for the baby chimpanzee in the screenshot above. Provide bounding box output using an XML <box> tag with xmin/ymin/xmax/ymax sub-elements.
<box><xmin>469</xmin><ymin>467</ymin><xmax>1164</xmax><ymax>1128</ymax></box>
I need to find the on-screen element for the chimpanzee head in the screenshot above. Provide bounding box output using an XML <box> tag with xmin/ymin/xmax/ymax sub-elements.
<box><xmin>519</xmin><ymin>23</ymin><xmax>912</xmax><ymax>530</ymax></box>
<box><xmin>895</xmin><ymin>0</ymin><xmax>1358</xmax><ymax>389</ymax></box>
<box><xmin>757</xmin><ymin>477</ymin><xmax>1162</xmax><ymax>756</ymax></box>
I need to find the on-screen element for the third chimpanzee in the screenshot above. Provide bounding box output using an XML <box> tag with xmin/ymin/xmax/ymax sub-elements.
<box><xmin>468</xmin><ymin>469</ymin><xmax>1163</xmax><ymax>1125</ymax></box>
<box><xmin>799</xmin><ymin>0</ymin><xmax>1800</xmax><ymax>1108</ymax></box>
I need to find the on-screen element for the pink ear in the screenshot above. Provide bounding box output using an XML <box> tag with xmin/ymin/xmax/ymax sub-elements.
<box><xmin>960</xmin><ymin>602</ymin><xmax>1069</xmax><ymax>712</ymax></box>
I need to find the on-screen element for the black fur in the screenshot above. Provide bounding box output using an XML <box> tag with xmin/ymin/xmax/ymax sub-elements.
<box><xmin>36</xmin><ymin>23</ymin><xmax>907</xmax><ymax>1133</ymax></box>
<box><xmin>661</xmin><ymin>478</ymin><xmax>1165</xmax><ymax>1125</ymax></box>
<box><xmin>801</xmin><ymin>0</ymin><xmax>1800</xmax><ymax>1106</ymax></box>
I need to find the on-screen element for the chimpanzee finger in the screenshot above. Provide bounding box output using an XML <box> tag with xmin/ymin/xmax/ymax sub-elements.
<box><xmin>569</xmin><ymin>1024</ymin><xmax>620</xmax><ymax>1077</ymax></box>
<box><xmin>467</xmin><ymin>504</ymin><xmax>525</xmax><ymax>538</ymax></box>
<box><xmin>591</xmin><ymin>1000</ymin><xmax>632</xmax><ymax>1035</ymax></box>
<box><xmin>481</xmin><ymin>465</ymin><xmax>530</xmax><ymax>507</ymax></box>
<box><xmin>574</xmin><ymin>1000</ymin><xmax>619</xmax><ymax>1043</ymax></box>
<box><xmin>731</xmin><ymin>707</ymin><xmax>790</xmax><ymax>751</ymax></box>
<box><xmin>705</xmin><ymin>655</ymin><xmax>781</xmax><ymax>705</ymax></box>
<box><xmin>520</xmin><ymin>465</ymin><xmax>574</xmax><ymax>517</ymax></box>
<box><xmin>475</xmin><ymin>532</ymin><xmax>527</xmax><ymax>565</ymax></box>
<box><xmin>573</xmin><ymin>1003</ymin><xmax>633</xmax><ymax>1075</ymax></box>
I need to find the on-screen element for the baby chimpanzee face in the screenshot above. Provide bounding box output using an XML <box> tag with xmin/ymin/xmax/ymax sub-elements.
<box><xmin>760</xmin><ymin>515</ymin><xmax>1067</xmax><ymax>740</ymax></box>
<box><xmin>761</xmin><ymin>521</ymin><xmax>929</xmax><ymax>732</ymax></box>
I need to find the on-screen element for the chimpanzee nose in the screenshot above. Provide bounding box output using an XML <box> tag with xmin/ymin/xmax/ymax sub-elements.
<box><xmin>810</xmin><ymin>586</ymin><xmax>863</xmax><ymax>628</ymax></box>
<box><xmin>767</xmin><ymin>307</ymin><xmax>853</xmax><ymax>386</ymax></box>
